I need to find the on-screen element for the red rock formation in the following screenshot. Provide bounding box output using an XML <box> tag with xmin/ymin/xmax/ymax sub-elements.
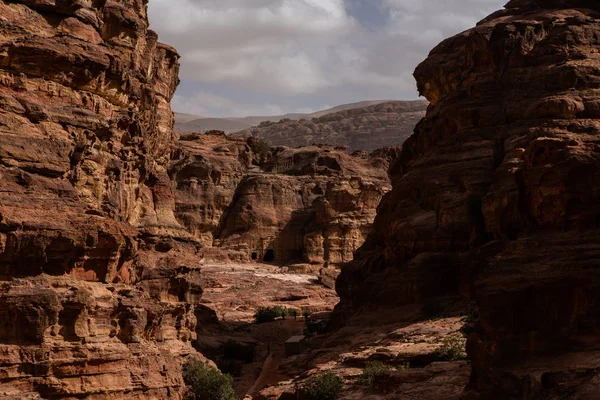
<box><xmin>336</xmin><ymin>1</ymin><xmax>600</xmax><ymax>398</ymax></box>
<box><xmin>169</xmin><ymin>133</ymin><xmax>394</xmax><ymax>268</ymax></box>
<box><xmin>217</xmin><ymin>145</ymin><xmax>392</xmax><ymax>267</ymax></box>
<box><xmin>0</xmin><ymin>1</ymin><xmax>202</xmax><ymax>398</ymax></box>
<box><xmin>169</xmin><ymin>132</ymin><xmax>254</xmax><ymax>247</ymax></box>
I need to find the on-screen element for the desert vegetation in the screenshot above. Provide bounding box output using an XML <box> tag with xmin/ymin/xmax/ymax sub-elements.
<box><xmin>183</xmin><ymin>358</ymin><xmax>237</xmax><ymax>400</ymax></box>
<box><xmin>298</xmin><ymin>372</ymin><xmax>343</xmax><ymax>400</ymax></box>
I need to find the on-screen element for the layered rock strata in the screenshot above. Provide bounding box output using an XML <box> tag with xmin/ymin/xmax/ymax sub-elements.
<box><xmin>336</xmin><ymin>1</ymin><xmax>600</xmax><ymax>398</ymax></box>
<box><xmin>237</xmin><ymin>101</ymin><xmax>428</xmax><ymax>152</ymax></box>
<box><xmin>0</xmin><ymin>1</ymin><xmax>202</xmax><ymax>398</ymax></box>
<box><xmin>169</xmin><ymin>133</ymin><xmax>394</xmax><ymax>268</ymax></box>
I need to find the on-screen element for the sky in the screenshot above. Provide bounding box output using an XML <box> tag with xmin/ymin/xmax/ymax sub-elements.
<box><xmin>148</xmin><ymin>0</ymin><xmax>503</xmax><ymax>118</ymax></box>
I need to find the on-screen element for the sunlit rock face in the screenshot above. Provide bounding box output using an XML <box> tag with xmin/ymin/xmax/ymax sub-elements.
<box><xmin>0</xmin><ymin>1</ymin><xmax>203</xmax><ymax>398</ymax></box>
<box><xmin>169</xmin><ymin>132</ymin><xmax>395</xmax><ymax>268</ymax></box>
<box><xmin>335</xmin><ymin>1</ymin><xmax>600</xmax><ymax>398</ymax></box>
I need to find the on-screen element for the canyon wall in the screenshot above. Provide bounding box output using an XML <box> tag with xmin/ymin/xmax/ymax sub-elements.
<box><xmin>335</xmin><ymin>1</ymin><xmax>600</xmax><ymax>398</ymax></box>
<box><xmin>169</xmin><ymin>133</ymin><xmax>395</xmax><ymax>269</ymax></box>
<box><xmin>0</xmin><ymin>1</ymin><xmax>202</xmax><ymax>398</ymax></box>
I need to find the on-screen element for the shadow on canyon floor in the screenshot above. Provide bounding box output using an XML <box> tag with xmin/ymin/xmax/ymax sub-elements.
<box><xmin>194</xmin><ymin>263</ymin><xmax>471</xmax><ymax>399</ymax></box>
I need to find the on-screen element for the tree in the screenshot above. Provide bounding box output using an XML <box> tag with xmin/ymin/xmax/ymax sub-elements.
<box><xmin>183</xmin><ymin>358</ymin><xmax>236</xmax><ymax>400</ymax></box>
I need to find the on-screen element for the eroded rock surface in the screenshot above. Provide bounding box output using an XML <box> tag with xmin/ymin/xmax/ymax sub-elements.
<box><xmin>237</xmin><ymin>101</ymin><xmax>428</xmax><ymax>152</ymax></box>
<box><xmin>0</xmin><ymin>1</ymin><xmax>202</xmax><ymax>398</ymax></box>
<box><xmin>255</xmin><ymin>315</ymin><xmax>470</xmax><ymax>400</ymax></box>
<box><xmin>169</xmin><ymin>133</ymin><xmax>254</xmax><ymax>248</ymax></box>
<box><xmin>169</xmin><ymin>133</ymin><xmax>394</xmax><ymax>269</ymax></box>
<box><xmin>336</xmin><ymin>1</ymin><xmax>600</xmax><ymax>398</ymax></box>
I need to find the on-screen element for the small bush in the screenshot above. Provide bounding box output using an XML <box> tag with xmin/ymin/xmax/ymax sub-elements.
<box><xmin>254</xmin><ymin>307</ymin><xmax>281</xmax><ymax>324</ymax></box>
<box><xmin>436</xmin><ymin>334</ymin><xmax>467</xmax><ymax>361</ymax></box>
<box><xmin>248</xmin><ymin>139</ymin><xmax>270</xmax><ymax>158</ymax></box>
<box><xmin>358</xmin><ymin>361</ymin><xmax>393</xmax><ymax>388</ymax></box>
<box><xmin>272</xmin><ymin>305</ymin><xmax>287</xmax><ymax>317</ymax></box>
<box><xmin>299</xmin><ymin>372</ymin><xmax>343</xmax><ymax>400</ymax></box>
<box><xmin>183</xmin><ymin>358</ymin><xmax>236</xmax><ymax>400</ymax></box>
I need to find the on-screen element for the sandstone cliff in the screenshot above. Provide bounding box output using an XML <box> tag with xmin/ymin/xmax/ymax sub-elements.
<box><xmin>335</xmin><ymin>1</ymin><xmax>600</xmax><ymax>398</ymax></box>
<box><xmin>236</xmin><ymin>100</ymin><xmax>428</xmax><ymax>152</ymax></box>
<box><xmin>169</xmin><ymin>133</ymin><xmax>394</xmax><ymax>269</ymax></box>
<box><xmin>0</xmin><ymin>1</ymin><xmax>202</xmax><ymax>398</ymax></box>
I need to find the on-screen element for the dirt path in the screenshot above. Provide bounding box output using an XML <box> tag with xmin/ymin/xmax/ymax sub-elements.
<box><xmin>247</xmin><ymin>353</ymin><xmax>274</xmax><ymax>395</ymax></box>
<box><xmin>243</xmin><ymin>319</ymin><xmax>304</xmax><ymax>396</ymax></box>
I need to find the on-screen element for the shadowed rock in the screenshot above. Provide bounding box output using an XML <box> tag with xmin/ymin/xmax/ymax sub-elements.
<box><xmin>335</xmin><ymin>1</ymin><xmax>600</xmax><ymax>398</ymax></box>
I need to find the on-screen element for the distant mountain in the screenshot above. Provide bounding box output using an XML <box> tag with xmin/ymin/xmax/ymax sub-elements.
<box><xmin>236</xmin><ymin>100</ymin><xmax>428</xmax><ymax>152</ymax></box>
<box><xmin>174</xmin><ymin>100</ymin><xmax>395</xmax><ymax>134</ymax></box>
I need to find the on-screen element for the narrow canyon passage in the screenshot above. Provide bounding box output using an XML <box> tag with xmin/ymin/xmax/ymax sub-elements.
<box><xmin>1</xmin><ymin>0</ymin><xmax>599</xmax><ymax>399</ymax></box>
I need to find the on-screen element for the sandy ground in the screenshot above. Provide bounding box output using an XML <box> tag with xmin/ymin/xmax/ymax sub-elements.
<box><xmin>200</xmin><ymin>263</ymin><xmax>338</xmax><ymax>322</ymax></box>
<box><xmin>195</xmin><ymin>263</ymin><xmax>338</xmax><ymax>396</ymax></box>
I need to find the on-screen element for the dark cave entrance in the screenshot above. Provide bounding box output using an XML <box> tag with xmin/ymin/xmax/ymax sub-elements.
<box><xmin>251</xmin><ymin>252</ymin><xmax>257</xmax><ymax>260</ymax></box>
<box><xmin>263</xmin><ymin>249</ymin><xmax>275</xmax><ymax>263</ymax></box>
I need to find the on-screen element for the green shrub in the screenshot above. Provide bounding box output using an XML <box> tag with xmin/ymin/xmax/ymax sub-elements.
<box><xmin>358</xmin><ymin>361</ymin><xmax>393</xmax><ymax>387</ymax></box>
<box><xmin>436</xmin><ymin>334</ymin><xmax>467</xmax><ymax>361</ymax></box>
<box><xmin>254</xmin><ymin>306</ymin><xmax>282</xmax><ymax>324</ymax></box>
<box><xmin>248</xmin><ymin>139</ymin><xmax>270</xmax><ymax>158</ymax></box>
<box><xmin>183</xmin><ymin>358</ymin><xmax>236</xmax><ymax>400</ymax></box>
<box><xmin>299</xmin><ymin>372</ymin><xmax>343</xmax><ymax>400</ymax></box>
<box><xmin>272</xmin><ymin>305</ymin><xmax>287</xmax><ymax>317</ymax></box>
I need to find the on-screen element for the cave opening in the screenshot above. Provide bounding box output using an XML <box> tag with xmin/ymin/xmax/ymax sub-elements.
<box><xmin>251</xmin><ymin>252</ymin><xmax>257</xmax><ymax>260</ymax></box>
<box><xmin>263</xmin><ymin>249</ymin><xmax>275</xmax><ymax>263</ymax></box>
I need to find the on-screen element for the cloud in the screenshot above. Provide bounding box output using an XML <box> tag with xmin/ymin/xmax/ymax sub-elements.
<box><xmin>148</xmin><ymin>0</ymin><xmax>505</xmax><ymax>116</ymax></box>
<box><xmin>171</xmin><ymin>92</ymin><xmax>282</xmax><ymax>117</ymax></box>
<box><xmin>149</xmin><ymin>0</ymin><xmax>355</xmax><ymax>94</ymax></box>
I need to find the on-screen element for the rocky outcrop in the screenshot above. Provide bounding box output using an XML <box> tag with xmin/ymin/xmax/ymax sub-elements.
<box><xmin>169</xmin><ymin>133</ymin><xmax>254</xmax><ymax>247</ymax></box>
<box><xmin>0</xmin><ymin>1</ymin><xmax>202</xmax><ymax>398</ymax></box>
<box><xmin>237</xmin><ymin>101</ymin><xmax>428</xmax><ymax>152</ymax></box>
<box><xmin>335</xmin><ymin>1</ymin><xmax>600</xmax><ymax>399</ymax></box>
<box><xmin>217</xmin><ymin>145</ymin><xmax>392</xmax><ymax>267</ymax></box>
<box><xmin>169</xmin><ymin>133</ymin><xmax>394</xmax><ymax>268</ymax></box>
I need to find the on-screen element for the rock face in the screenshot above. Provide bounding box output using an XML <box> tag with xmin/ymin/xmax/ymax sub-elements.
<box><xmin>0</xmin><ymin>1</ymin><xmax>202</xmax><ymax>398</ymax></box>
<box><xmin>237</xmin><ymin>101</ymin><xmax>428</xmax><ymax>152</ymax></box>
<box><xmin>169</xmin><ymin>133</ymin><xmax>254</xmax><ymax>247</ymax></box>
<box><xmin>335</xmin><ymin>1</ymin><xmax>600</xmax><ymax>398</ymax></box>
<box><xmin>169</xmin><ymin>133</ymin><xmax>394</xmax><ymax>268</ymax></box>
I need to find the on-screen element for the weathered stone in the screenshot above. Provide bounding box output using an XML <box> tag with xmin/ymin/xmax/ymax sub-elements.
<box><xmin>170</xmin><ymin>133</ymin><xmax>394</xmax><ymax>268</ymax></box>
<box><xmin>0</xmin><ymin>1</ymin><xmax>203</xmax><ymax>398</ymax></box>
<box><xmin>335</xmin><ymin>1</ymin><xmax>600</xmax><ymax>398</ymax></box>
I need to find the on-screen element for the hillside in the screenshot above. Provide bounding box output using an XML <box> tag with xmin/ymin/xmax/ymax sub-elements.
<box><xmin>237</xmin><ymin>100</ymin><xmax>428</xmax><ymax>152</ymax></box>
<box><xmin>174</xmin><ymin>100</ymin><xmax>399</xmax><ymax>134</ymax></box>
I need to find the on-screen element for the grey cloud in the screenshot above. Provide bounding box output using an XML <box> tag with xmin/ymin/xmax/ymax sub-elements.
<box><xmin>148</xmin><ymin>0</ymin><xmax>505</xmax><ymax>116</ymax></box>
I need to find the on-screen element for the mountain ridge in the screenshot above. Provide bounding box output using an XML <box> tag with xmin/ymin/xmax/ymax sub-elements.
<box><xmin>236</xmin><ymin>100</ymin><xmax>428</xmax><ymax>152</ymax></box>
<box><xmin>175</xmin><ymin>99</ymin><xmax>417</xmax><ymax>134</ymax></box>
